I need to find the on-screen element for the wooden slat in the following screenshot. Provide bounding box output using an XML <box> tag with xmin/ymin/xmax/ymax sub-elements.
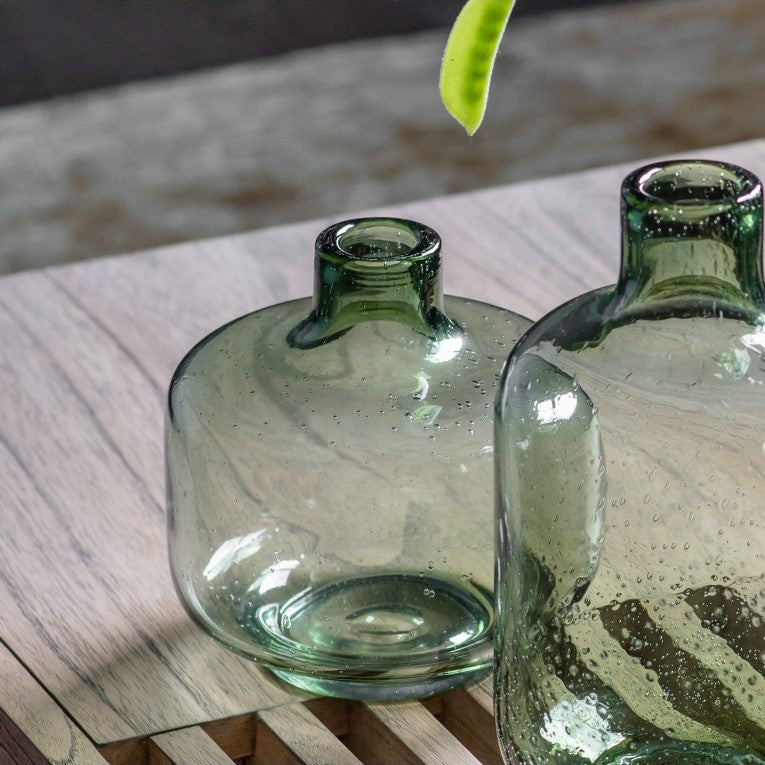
<box><xmin>466</xmin><ymin>676</ymin><xmax>494</xmax><ymax>715</ymax></box>
<box><xmin>303</xmin><ymin>698</ymin><xmax>352</xmax><ymax>738</ymax></box>
<box><xmin>347</xmin><ymin>701</ymin><xmax>483</xmax><ymax>765</ymax></box>
<box><xmin>0</xmin><ymin>642</ymin><xmax>109</xmax><ymax>765</ymax></box>
<box><xmin>96</xmin><ymin>737</ymin><xmax>148</xmax><ymax>765</ymax></box>
<box><xmin>441</xmin><ymin>680</ymin><xmax>502</xmax><ymax>765</ymax></box>
<box><xmin>149</xmin><ymin>727</ymin><xmax>236</xmax><ymax>765</ymax></box>
<box><xmin>254</xmin><ymin>704</ymin><xmax>363</xmax><ymax>765</ymax></box>
<box><xmin>99</xmin><ymin>713</ymin><xmax>257</xmax><ymax>764</ymax></box>
<box><xmin>96</xmin><ymin>713</ymin><xmax>257</xmax><ymax>765</ymax></box>
<box><xmin>201</xmin><ymin>713</ymin><xmax>255</xmax><ymax>762</ymax></box>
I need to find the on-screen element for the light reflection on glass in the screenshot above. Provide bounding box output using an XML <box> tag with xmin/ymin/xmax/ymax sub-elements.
<box><xmin>535</xmin><ymin>391</ymin><xmax>577</xmax><ymax>424</ymax></box>
<box><xmin>541</xmin><ymin>697</ymin><xmax>622</xmax><ymax>762</ymax></box>
<box><xmin>249</xmin><ymin>560</ymin><xmax>300</xmax><ymax>595</ymax></box>
<box><xmin>203</xmin><ymin>529</ymin><xmax>270</xmax><ymax>581</ymax></box>
<box><xmin>427</xmin><ymin>335</ymin><xmax>463</xmax><ymax>363</ymax></box>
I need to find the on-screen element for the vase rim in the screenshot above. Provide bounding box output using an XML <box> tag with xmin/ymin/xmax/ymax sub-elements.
<box><xmin>316</xmin><ymin>217</ymin><xmax>441</xmax><ymax>263</ymax></box>
<box><xmin>622</xmin><ymin>159</ymin><xmax>762</xmax><ymax>209</ymax></box>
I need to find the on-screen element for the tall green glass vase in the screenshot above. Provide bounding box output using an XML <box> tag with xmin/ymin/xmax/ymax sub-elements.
<box><xmin>495</xmin><ymin>160</ymin><xmax>765</xmax><ymax>765</ymax></box>
<box><xmin>167</xmin><ymin>217</ymin><xmax>531</xmax><ymax>699</ymax></box>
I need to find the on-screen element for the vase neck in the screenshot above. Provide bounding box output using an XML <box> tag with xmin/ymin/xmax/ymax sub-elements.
<box><xmin>288</xmin><ymin>218</ymin><xmax>456</xmax><ymax>348</ymax></box>
<box><xmin>617</xmin><ymin>160</ymin><xmax>764</xmax><ymax>309</ymax></box>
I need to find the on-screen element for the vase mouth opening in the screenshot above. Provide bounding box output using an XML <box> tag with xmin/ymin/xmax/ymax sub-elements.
<box><xmin>623</xmin><ymin>160</ymin><xmax>762</xmax><ymax>209</ymax></box>
<box><xmin>317</xmin><ymin>218</ymin><xmax>441</xmax><ymax>264</ymax></box>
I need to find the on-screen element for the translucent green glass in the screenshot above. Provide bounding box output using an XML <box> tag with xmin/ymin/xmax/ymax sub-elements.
<box><xmin>166</xmin><ymin>217</ymin><xmax>531</xmax><ymax>699</ymax></box>
<box><xmin>496</xmin><ymin>161</ymin><xmax>765</xmax><ymax>765</ymax></box>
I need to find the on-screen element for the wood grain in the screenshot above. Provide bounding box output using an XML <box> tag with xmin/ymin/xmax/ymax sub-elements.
<box><xmin>0</xmin><ymin>141</ymin><xmax>762</xmax><ymax>758</ymax></box>
<box><xmin>348</xmin><ymin>701</ymin><xmax>483</xmax><ymax>765</ymax></box>
<box><xmin>254</xmin><ymin>704</ymin><xmax>363</xmax><ymax>765</ymax></box>
<box><xmin>148</xmin><ymin>727</ymin><xmax>235</xmax><ymax>765</ymax></box>
<box><xmin>200</xmin><ymin>714</ymin><xmax>254</xmax><ymax>762</ymax></box>
<box><xmin>0</xmin><ymin>268</ymin><xmax>298</xmax><ymax>743</ymax></box>
<box><xmin>0</xmin><ymin>642</ymin><xmax>108</xmax><ymax>765</ymax></box>
<box><xmin>441</xmin><ymin>682</ymin><xmax>502</xmax><ymax>765</ymax></box>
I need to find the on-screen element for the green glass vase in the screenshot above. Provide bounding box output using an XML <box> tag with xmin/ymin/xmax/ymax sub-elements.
<box><xmin>167</xmin><ymin>217</ymin><xmax>531</xmax><ymax>699</ymax></box>
<box><xmin>495</xmin><ymin>160</ymin><xmax>765</xmax><ymax>765</ymax></box>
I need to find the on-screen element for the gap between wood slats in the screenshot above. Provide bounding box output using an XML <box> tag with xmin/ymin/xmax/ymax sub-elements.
<box><xmin>98</xmin><ymin>714</ymin><xmax>253</xmax><ymax>765</ymax></box>
<box><xmin>306</xmin><ymin>688</ymin><xmax>501</xmax><ymax>765</ymax></box>
<box><xmin>255</xmin><ymin>703</ymin><xmax>362</xmax><ymax>765</ymax></box>
<box><xmin>97</xmin><ymin>684</ymin><xmax>501</xmax><ymax>765</ymax></box>
<box><xmin>445</xmin><ymin>683</ymin><xmax>502</xmax><ymax>765</ymax></box>
<box><xmin>352</xmin><ymin>700</ymin><xmax>483</xmax><ymax>765</ymax></box>
<box><xmin>148</xmin><ymin>726</ymin><xmax>236</xmax><ymax>764</ymax></box>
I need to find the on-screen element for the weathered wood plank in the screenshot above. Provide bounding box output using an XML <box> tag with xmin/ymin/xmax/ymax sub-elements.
<box><xmin>0</xmin><ymin>269</ymin><xmax>297</xmax><ymax>743</ymax></box>
<box><xmin>441</xmin><ymin>682</ymin><xmax>502</xmax><ymax>765</ymax></box>
<box><xmin>0</xmin><ymin>642</ymin><xmax>109</xmax><ymax>765</ymax></box>
<box><xmin>96</xmin><ymin>737</ymin><xmax>148</xmax><ymax>765</ymax></box>
<box><xmin>148</xmin><ymin>727</ymin><xmax>236</xmax><ymax>765</ymax></box>
<box><xmin>200</xmin><ymin>714</ymin><xmax>255</xmax><ymax>762</ymax></box>
<box><xmin>0</xmin><ymin>0</ymin><xmax>762</xmax><ymax>274</ymax></box>
<box><xmin>303</xmin><ymin>698</ymin><xmax>352</xmax><ymax>738</ymax></box>
<box><xmin>254</xmin><ymin>704</ymin><xmax>363</xmax><ymax>765</ymax></box>
<box><xmin>348</xmin><ymin>701</ymin><xmax>483</xmax><ymax>765</ymax></box>
<box><xmin>466</xmin><ymin>676</ymin><xmax>494</xmax><ymax>716</ymax></box>
<box><xmin>96</xmin><ymin>714</ymin><xmax>256</xmax><ymax>765</ymax></box>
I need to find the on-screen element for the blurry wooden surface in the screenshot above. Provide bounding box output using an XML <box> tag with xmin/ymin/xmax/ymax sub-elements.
<box><xmin>0</xmin><ymin>140</ymin><xmax>763</xmax><ymax>762</ymax></box>
<box><xmin>0</xmin><ymin>0</ymin><xmax>762</xmax><ymax>272</ymax></box>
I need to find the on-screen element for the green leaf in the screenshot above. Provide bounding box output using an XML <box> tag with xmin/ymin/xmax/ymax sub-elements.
<box><xmin>439</xmin><ymin>0</ymin><xmax>516</xmax><ymax>135</ymax></box>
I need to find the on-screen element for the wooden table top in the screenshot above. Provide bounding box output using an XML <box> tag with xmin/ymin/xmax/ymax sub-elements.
<box><xmin>2</xmin><ymin>140</ymin><xmax>764</xmax><ymax>765</ymax></box>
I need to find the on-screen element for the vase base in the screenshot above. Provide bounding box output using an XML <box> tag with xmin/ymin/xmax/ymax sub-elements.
<box><xmin>596</xmin><ymin>741</ymin><xmax>765</xmax><ymax>765</ymax></box>
<box><xmin>239</xmin><ymin>573</ymin><xmax>493</xmax><ymax>699</ymax></box>
<box><xmin>269</xmin><ymin>661</ymin><xmax>489</xmax><ymax>701</ymax></box>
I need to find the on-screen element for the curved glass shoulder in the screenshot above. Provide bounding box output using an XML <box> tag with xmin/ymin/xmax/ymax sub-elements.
<box><xmin>495</xmin><ymin>162</ymin><xmax>765</xmax><ymax>765</ymax></box>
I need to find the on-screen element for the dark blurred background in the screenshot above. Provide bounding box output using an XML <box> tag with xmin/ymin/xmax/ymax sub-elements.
<box><xmin>0</xmin><ymin>0</ymin><xmax>614</xmax><ymax>106</ymax></box>
<box><xmin>0</xmin><ymin>0</ymin><xmax>762</xmax><ymax>274</ymax></box>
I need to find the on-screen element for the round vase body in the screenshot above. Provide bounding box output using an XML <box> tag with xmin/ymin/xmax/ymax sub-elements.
<box><xmin>496</xmin><ymin>162</ymin><xmax>765</xmax><ymax>765</ymax></box>
<box><xmin>167</xmin><ymin>218</ymin><xmax>531</xmax><ymax>698</ymax></box>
